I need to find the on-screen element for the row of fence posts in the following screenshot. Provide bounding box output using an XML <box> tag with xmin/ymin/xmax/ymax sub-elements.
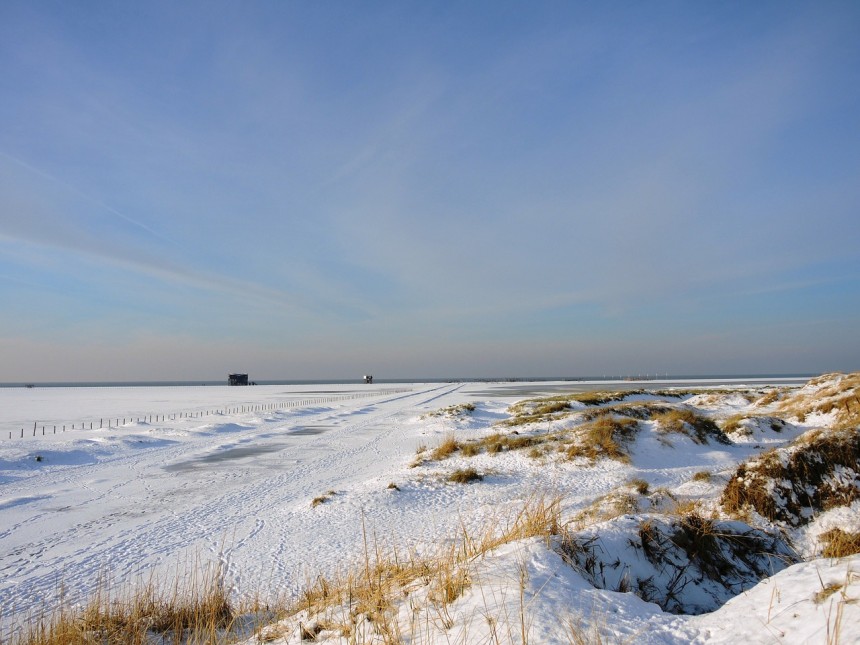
<box><xmin>6</xmin><ymin>388</ymin><xmax>411</xmax><ymax>440</ymax></box>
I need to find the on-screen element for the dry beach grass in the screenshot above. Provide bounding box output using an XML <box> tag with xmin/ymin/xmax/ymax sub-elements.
<box><xmin>5</xmin><ymin>373</ymin><xmax>860</xmax><ymax>644</ymax></box>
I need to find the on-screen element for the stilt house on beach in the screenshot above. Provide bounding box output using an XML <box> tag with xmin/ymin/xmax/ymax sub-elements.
<box><xmin>228</xmin><ymin>373</ymin><xmax>249</xmax><ymax>386</ymax></box>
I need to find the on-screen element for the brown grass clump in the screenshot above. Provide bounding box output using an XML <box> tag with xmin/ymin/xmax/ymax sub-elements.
<box><xmin>566</xmin><ymin>414</ymin><xmax>639</xmax><ymax>463</ymax></box>
<box><xmin>722</xmin><ymin>426</ymin><xmax>860</xmax><ymax>526</ymax></box>
<box><xmin>692</xmin><ymin>471</ymin><xmax>712</xmax><ymax>482</ymax></box>
<box><xmin>425</xmin><ymin>430</ymin><xmax>550</xmax><ymax>461</ymax></box>
<box><xmin>654</xmin><ymin>409</ymin><xmax>731</xmax><ymax>445</ymax></box>
<box><xmin>10</xmin><ymin>564</ymin><xmax>237</xmax><ymax>645</ymax></box>
<box><xmin>722</xmin><ymin>414</ymin><xmax>747</xmax><ymax>435</ymax></box>
<box><xmin>756</xmin><ymin>389</ymin><xmax>781</xmax><ymax>406</ymax></box>
<box><xmin>628</xmin><ymin>479</ymin><xmax>650</xmax><ymax>495</ymax></box>
<box><xmin>820</xmin><ymin>529</ymin><xmax>860</xmax><ymax>558</ymax></box>
<box><xmin>448</xmin><ymin>468</ymin><xmax>483</xmax><ymax>484</ymax></box>
<box><xmin>431</xmin><ymin>434</ymin><xmax>461</xmax><ymax>460</ymax></box>
<box><xmin>450</xmin><ymin>430</ymin><xmax>554</xmax><ymax>459</ymax></box>
<box><xmin>483</xmin><ymin>432</ymin><xmax>541</xmax><ymax>453</ymax></box>
<box><xmin>312</xmin><ymin>491</ymin><xmax>337</xmax><ymax>507</ymax></box>
<box><xmin>460</xmin><ymin>442</ymin><xmax>482</xmax><ymax>457</ymax></box>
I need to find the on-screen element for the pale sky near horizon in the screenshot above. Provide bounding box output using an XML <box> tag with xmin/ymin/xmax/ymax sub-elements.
<box><xmin>1</xmin><ymin>1</ymin><xmax>859</xmax><ymax>382</ymax></box>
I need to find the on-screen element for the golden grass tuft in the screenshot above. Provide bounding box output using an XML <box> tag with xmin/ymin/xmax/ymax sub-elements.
<box><xmin>8</xmin><ymin>563</ymin><xmax>239</xmax><ymax>645</ymax></box>
<box><xmin>312</xmin><ymin>490</ymin><xmax>337</xmax><ymax>507</ymax></box>
<box><xmin>270</xmin><ymin>496</ymin><xmax>562</xmax><ymax>642</ymax></box>
<box><xmin>431</xmin><ymin>434</ymin><xmax>461</xmax><ymax>460</ymax></box>
<box><xmin>722</xmin><ymin>414</ymin><xmax>748</xmax><ymax>435</ymax></box>
<box><xmin>628</xmin><ymin>478</ymin><xmax>649</xmax><ymax>495</ymax></box>
<box><xmin>448</xmin><ymin>468</ymin><xmax>483</xmax><ymax>484</ymax></box>
<box><xmin>654</xmin><ymin>408</ymin><xmax>731</xmax><ymax>445</ymax></box>
<box><xmin>820</xmin><ymin>529</ymin><xmax>860</xmax><ymax>558</ymax></box>
<box><xmin>566</xmin><ymin>414</ymin><xmax>638</xmax><ymax>463</ymax></box>
<box><xmin>756</xmin><ymin>389</ymin><xmax>781</xmax><ymax>406</ymax></box>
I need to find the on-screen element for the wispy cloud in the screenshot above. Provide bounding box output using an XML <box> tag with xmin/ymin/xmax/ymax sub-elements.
<box><xmin>1</xmin><ymin>1</ymin><xmax>858</xmax><ymax>378</ymax></box>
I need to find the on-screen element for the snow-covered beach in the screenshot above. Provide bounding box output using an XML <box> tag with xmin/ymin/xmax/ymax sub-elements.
<box><xmin>1</xmin><ymin>376</ymin><xmax>858</xmax><ymax>643</ymax></box>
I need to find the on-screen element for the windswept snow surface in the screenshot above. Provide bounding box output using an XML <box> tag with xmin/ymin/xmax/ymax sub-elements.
<box><xmin>1</xmin><ymin>383</ymin><xmax>463</xmax><ymax>616</ymax></box>
<box><xmin>2</xmin><ymin>377</ymin><xmax>857</xmax><ymax>643</ymax></box>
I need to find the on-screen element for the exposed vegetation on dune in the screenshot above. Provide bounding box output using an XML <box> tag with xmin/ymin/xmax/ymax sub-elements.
<box><xmin>501</xmin><ymin>390</ymin><xmax>647</xmax><ymax>427</ymax></box>
<box><xmin>420</xmin><ymin>390</ymin><xmax>737</xmax><ymax>468</ymax></box>
<box><xmin>721</xmin><ymin>414</ymin><xmax>787</xmax><ymax>437</ymax></box>
<box><xmin>8</xmin><ymin>373</ymin><xmax>860</xmax><ymax>644</ymax></box>
<box><xmin>722</xmin><ymin>425</ymin><xmax>860</xmax><ymax>526</ymax></box>
<box><xmin>564</xmin><ymin>414</ymin><xmax>639</xmax><ymax>463</ymax></box>
<box><xmin>777</xmin><ymin>372</ymin><xmax>860</xmax><ymax>429</ymax></box>
<box><xmin>820</xmin><ymin>528</ymin><xmax>860</xmax><ymax>558</ymax></box>
<box><xmin>8</xmin><ymin>564</ymin><xmax>241</xmax><ymax>645</ymax></box>
<box><xmin>420</xmin><ymin>403</ymin><xmax>476</xmax><ymax>419</ymax></box>
<box><xmin>256</xmin><ymin>496</ymin><xmax>562</xmax><ymax>644</ymax></box>
<box><xmin>559</xmin><ymin>513</ymin><xmax>798</xmax><ymax>614</ymax></box>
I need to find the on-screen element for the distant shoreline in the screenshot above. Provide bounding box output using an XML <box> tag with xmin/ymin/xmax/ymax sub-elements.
<box><xmin>0</xmin><ymin>374</ymin><xmax>818</xmax><ymax>389</ymax></box>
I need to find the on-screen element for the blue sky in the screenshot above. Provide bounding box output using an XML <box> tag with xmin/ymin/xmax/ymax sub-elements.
<box><xmin>1</xmin><ymin>1</ymin><xmax>859</xmax><ymax>381</ymax></box>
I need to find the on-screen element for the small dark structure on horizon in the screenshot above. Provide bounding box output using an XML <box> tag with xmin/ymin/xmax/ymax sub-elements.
<box><xmin>228</xmin><ymin>373</ymin><xmax>249</xmax><ymax>386</ymax></box>
<box><xmin>363</xmin><ymin>374</ymin><xmax>373</xmax><ymax>384</ymax></box>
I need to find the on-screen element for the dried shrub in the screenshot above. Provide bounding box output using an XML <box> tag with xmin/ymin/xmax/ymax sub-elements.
<box><xmin>448</xmin><ymin>468</ymin><xmax>483</xmax><ymax>484</ymax></box>
<box><xmin>629</xmin><ymin>478</ymin><xmax>650</xmax><ymax>495</ymax></box>
<box><xmin>722</xmin><ymin>415</ymin><xmax>786</xmax><ymax>437</ymax></box>
<box><xmin>820</xmin><ymin>528</ymin><xmax>860</xmax><ymax>558</ymax></box>
<box><xmin>460</xmin><ymin>442</ymin><xmax>482</xmax><ymax>457</ymax></box>
<box><xmin>559</xmin><ymin>514</ymin><xmax>798</xmax><ymax>615</ymax></box>
<box><xmin>756</xmin><ymin>389</ymin><xmax>781</xmax><ymax>406</ymax></box>
<box><xmin>12</xmin><ymin>563</ymin><xmax>236</xmax><ymax>645</ymax></box>
<box><xmin>722</xmin><ymin>414</ymin><xmax>748</xmax><ymax>436</ymax></box>
<box><xmin>721</xmin><ymin>427</ymin><xmax>860</xmax><ymax>525</ymax></box>
<box><xmin>311</xmin><ymin>491</ymin><xmax>337</xmax><ymax>507</ymax></box>
<box><xmin>654</xmin><ymin>409</ymin><xmax>731</xmax><ymax>445</ymax></box>
<box><xmin>483</xmin><ymin>432</ymin><xmax>540</xmax><ymax>453</ymax></box>
<box><xmin>431</xmin><ymin>435</ymin><xmax>461</xmax><ymax>460</ymax></box>
<box><xmin>566</xmin><ymin>414</ymin><xmax>639</xmax><ymax>463</ymax></box>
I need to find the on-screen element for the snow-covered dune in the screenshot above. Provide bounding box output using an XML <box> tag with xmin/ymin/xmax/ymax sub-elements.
<box><xmin>1</xmin><ymin>375</ymin><xmax>857</xmax><ymax>643</ymax></box>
